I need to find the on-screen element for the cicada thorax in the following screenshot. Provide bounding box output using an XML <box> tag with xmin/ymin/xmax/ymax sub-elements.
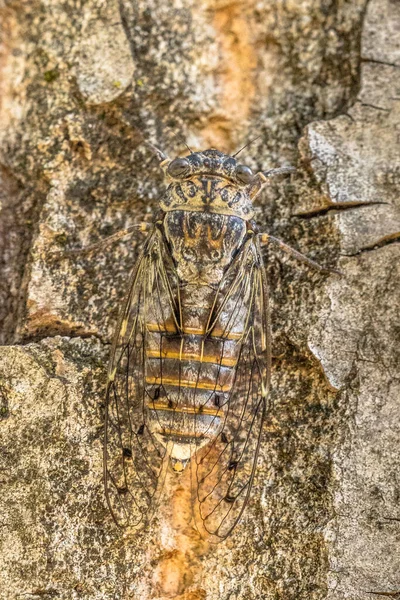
<box><xmin>143</xmin><ymin>198</ymin><xmax>257</xmax><ymax>471</ymax></box>
<box><xmin>160</xmin><ymin>173</ymin><xmax>254</xmax><ymax>220</ymax></box>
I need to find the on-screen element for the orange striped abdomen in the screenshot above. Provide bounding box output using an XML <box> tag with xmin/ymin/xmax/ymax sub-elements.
<box><xmin>144</xmin><ymin>284</ymin><xmax>246</xmax><ymax>453</ymax></box>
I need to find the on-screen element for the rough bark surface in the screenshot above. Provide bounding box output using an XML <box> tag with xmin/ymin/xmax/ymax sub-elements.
<box><xmin>0</xmin><ymin>1</ymin><xmax>398</xmax><ymax>599</ymax></box>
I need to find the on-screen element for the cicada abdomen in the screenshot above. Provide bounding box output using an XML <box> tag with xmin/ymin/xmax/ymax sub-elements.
<box><xmin>104</xmin><ymin>149</ymin><xmax>273</xmax><ymax>540</ymax></box>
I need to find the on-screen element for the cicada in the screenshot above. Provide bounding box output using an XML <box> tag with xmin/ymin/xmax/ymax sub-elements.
<box><xmin>103</xmin><ymin>148</ymin><xmax>329</xmax><ymax>540</ymax></box>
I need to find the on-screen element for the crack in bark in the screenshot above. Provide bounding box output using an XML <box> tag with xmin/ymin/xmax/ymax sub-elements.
<box><xmin>293</xmin><ymin>201</ymin><xmax>389</xmax><ymax>219</ymax></box>
<box><xmin>340</xmin><ymin>232</ymin><xmax>400</xmax><ymax>256</ymax></box>
<box><xmin>361</xmin><ymin>57</ymin><xmax>400</xmax><ymax>70</ymax></box>
<box><xmin>365</xmin><ymin>592</ymin><xmax>400</xmax><ymax>598</ymax></box>
<box><xmin>358</xmin><ymin>102</ymin><xmax>390</xmax><ymax>112</ymax></box>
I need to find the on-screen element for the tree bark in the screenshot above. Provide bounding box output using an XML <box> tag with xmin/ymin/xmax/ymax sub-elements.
<box><xmin>0</xmin><ymin>1</ymin><xmax>399</xmax><ymax>599</ymax></box>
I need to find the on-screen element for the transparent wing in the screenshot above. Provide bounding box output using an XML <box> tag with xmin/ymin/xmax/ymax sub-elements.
<box><xmin>193</xmin><ymin>236</ymin><xmax>270</xmax><ymax>540</ymax></box>
<box><xmin>103</xmin><ymin>227</ymin><xmax>181</xmax><ymax>528</ymax></box>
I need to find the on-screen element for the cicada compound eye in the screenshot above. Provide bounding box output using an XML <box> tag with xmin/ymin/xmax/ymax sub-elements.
<box><xmin>236</xmin><ymin>164</ymin><xmax>254</xmax><ymax>184</ymax></box>
<box><xmin>167</xmin><ymin>157</ymin><xmax>190</xmax><ymax>179</ymax></box>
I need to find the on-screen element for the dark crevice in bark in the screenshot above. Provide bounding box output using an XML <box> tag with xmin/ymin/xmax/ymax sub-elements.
<box><xmin>358</xmin><ymin>102</ymin><xmax>390</xmax><ymax>112</ymax></box>
<box><xmin>293</xmin><ymin>201</ymin><xmax>389</xmax><ymax>219</ymax></box>
<box><xmin>340</xmin><ymin>234</ymin><xmax>400</xmax><ymax>256</ymax></box>
<box><xmin>361</xmin><ymin>57</ymin><xmax>400</xmax><ymax>69</ymax></box>
<box><xmin>364</xmin><ymin>592</ymin><xmax>400</xmax><ymax>598</ymax></box>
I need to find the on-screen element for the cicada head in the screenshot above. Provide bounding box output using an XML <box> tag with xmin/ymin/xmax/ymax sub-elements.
<box><xmin>164</xmin><ymin>149</ymin><xmax>254</xmax><ymax>186</ymax></box>
<box><xmin>160</xmin><ymin>149</ymin><xmax>256</xmax><ymax>221</ymax></box>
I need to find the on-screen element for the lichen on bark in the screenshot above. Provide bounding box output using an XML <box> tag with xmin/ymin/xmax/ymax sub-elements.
<box><xmin>0</xmin><ymin>1</ymin><xmax>399</xmax><ymax>599</ymax></box>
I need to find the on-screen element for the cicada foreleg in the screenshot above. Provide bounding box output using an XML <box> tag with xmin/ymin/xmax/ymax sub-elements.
<box><xmin>247</xmin><ymin>166</ymin><xmax>297</xmax><ymax>200</ymax></box>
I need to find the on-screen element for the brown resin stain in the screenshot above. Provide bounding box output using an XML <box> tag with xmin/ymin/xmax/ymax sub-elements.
<box><xmin>151</xmin><ymin>460</ymin><xmax>212</xmax><ymax>599</ymax></box>
<box><xmin>200</xmin><ymin>1</ymin><xmax>257</xmax><ymax>151</ymax></box>
<box><xmin>153</xmin><ymin>549</ymin><xmax>193</xmax><ymax>597</ymax></box>
<box><xmin>21</xmin><ymin>304</ymin><xmax>97</xmax><ymax>339</ymax></box>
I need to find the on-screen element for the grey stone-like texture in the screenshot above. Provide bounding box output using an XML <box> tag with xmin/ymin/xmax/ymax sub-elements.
<box><xmin>0</xmin><ymin>0</ymin><xmax>398</xmax><ymax>599</ymax></box>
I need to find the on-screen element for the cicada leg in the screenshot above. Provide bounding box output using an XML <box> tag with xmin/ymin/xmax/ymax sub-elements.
<box><xmin>49</xmin><ymin>222</ymin><xmax>151</xmax><ymax>262</ymax></box>
<box><xmin>259</xmin><ymin>233</ymin><xmax>342</xmax><ymax>276</ymax></box>
<box><xmin>247</xmin><ymin>167</ymin><xmax>296</xmax><ymax>200</ymax></box>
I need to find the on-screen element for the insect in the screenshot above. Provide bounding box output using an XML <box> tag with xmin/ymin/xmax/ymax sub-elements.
<box><xmin>103</xmin><ymin>147</ymin><xmax>333</xmax><ymax>540</ymax></box>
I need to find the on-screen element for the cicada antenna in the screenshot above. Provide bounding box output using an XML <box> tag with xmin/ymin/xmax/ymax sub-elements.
<box><xmin>263</xmin><ymin>166</ymin><xmax>296</xmax><ymax>178</ymax></box>
<box><xmin>144</xmin><ymin>140</ymin><xmax>168</xmax><ymax>162</ymax></box>
<box><xmin>144</xmin><ymin>132</ymin><xmax>192</xmax><ymax>162</ymax></box>
<box><xmin>131</xmin><ymin>123</ymin><xmax>168</xmax><ymax>162</ymax></box>
<box><xmin>170</xmin><ymin>130</ymin><xmax>193</xmax><ymax>154</ymax></box>
<box><xmin>232</xmin><ymin>135</ymin><xmax>262</xmax><ymax>158</ymax></box>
